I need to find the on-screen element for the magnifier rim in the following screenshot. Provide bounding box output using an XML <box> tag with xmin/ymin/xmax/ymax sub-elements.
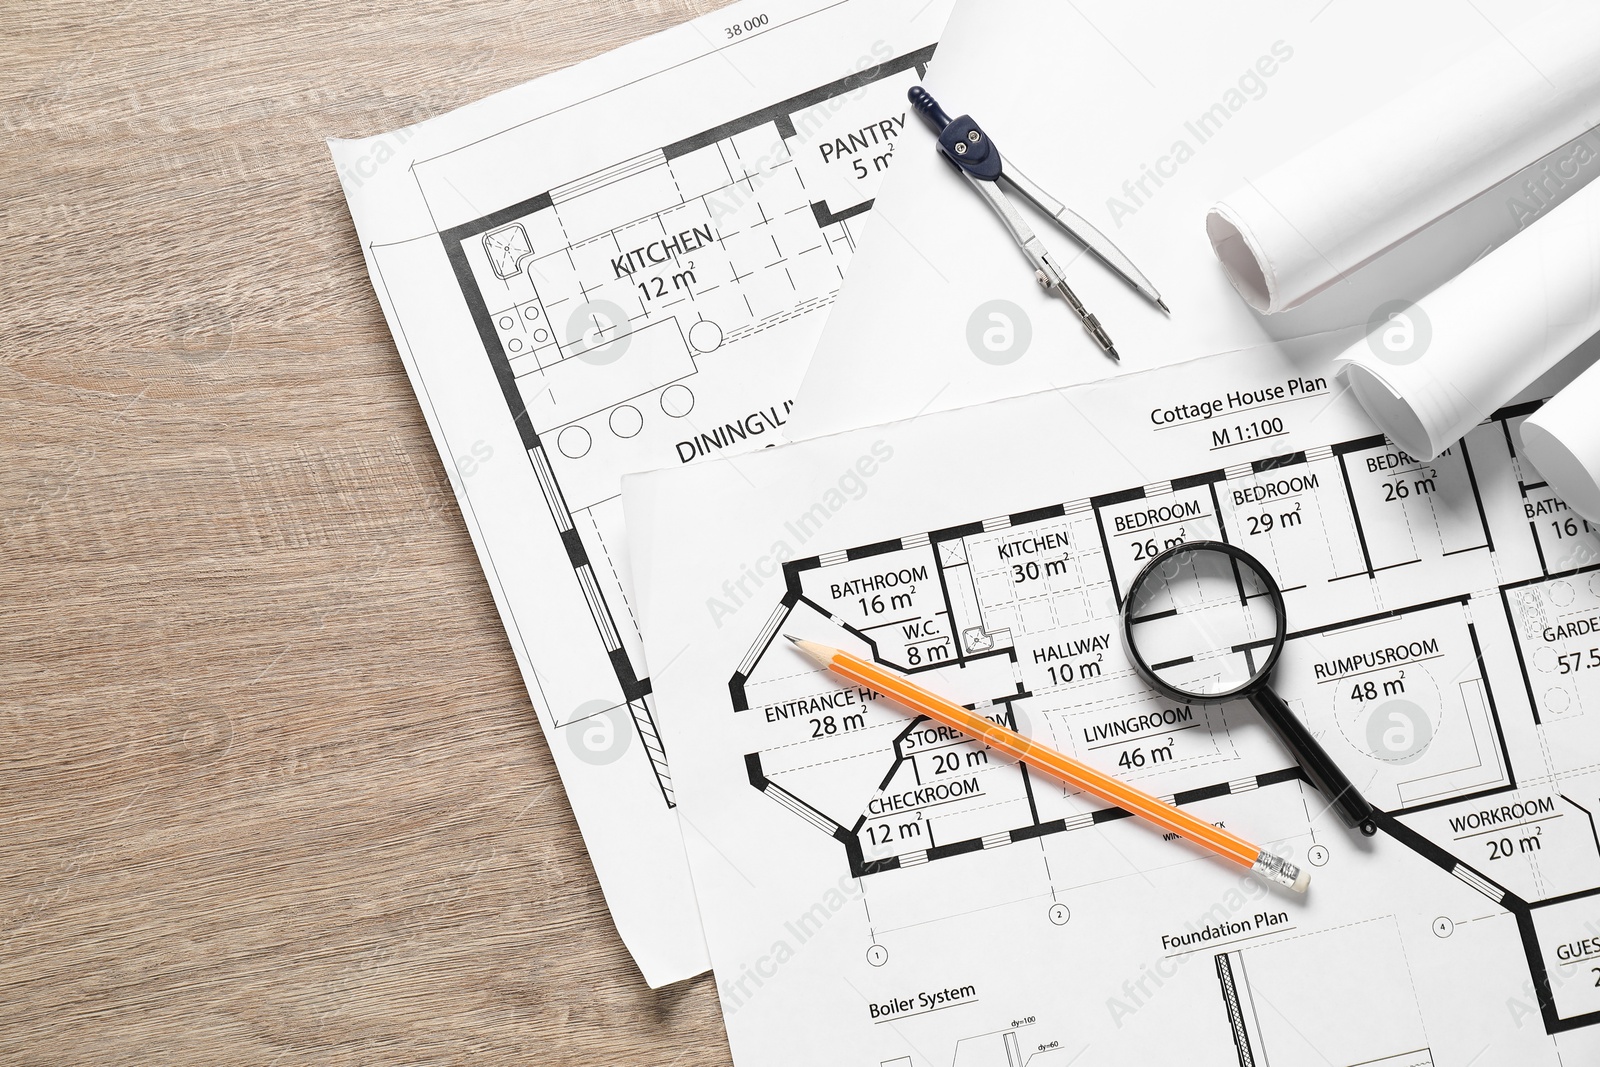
<box><xmin>1120</xmin><ymin>539</ymin><xmax>1287</xmax><ymax>705</ymax></box>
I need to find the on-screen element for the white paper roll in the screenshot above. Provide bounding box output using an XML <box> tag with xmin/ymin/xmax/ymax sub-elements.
<box><xmin>1334</xmin><ymin>169</ymin><xmax>1600</xmax><ymax>461</ymax></box>
<box><xmin>1523</xmin><ymin>359</ymin><xmax>1600</xmax><ymax>524</ymax></box>
<box><xmin>1207</xmin><ymin>1</ymin><xmax>1600</xmax><ymax>314</ymax></box>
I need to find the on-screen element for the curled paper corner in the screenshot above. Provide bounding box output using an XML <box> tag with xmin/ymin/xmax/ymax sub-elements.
<box><xmin>1333</xmin><ymin>159</ymin><xmax>1600</xmax><ymax>473</ymax></box>
<box><xmin>1334</xmin><ymin>361</ymin><xmax>1436</xmax><ymax>460</ymax></box>
<box><xmin>1333</xmin><ymin>357</ymin><xmax>1488</xmax><ymax>464</ymax></box>
<box><xmin>1520</xmin><ymin>420</ymin><xmax>1600</xmax><ymax>524</ymax></box>
<box><xmin>1206</xmin><ymin>199</ymin><xmax>1277</xmax><ymax>315</ymax></box>
<box><xmin>1207</xmin><ymin>1</ymin><xmax>1600</xmax><ymax>320</ymax></box>
<box><xmin>1521</xmin><ymin>361</ymin><xmax>1600</xmax><ymax>526</ymax></box>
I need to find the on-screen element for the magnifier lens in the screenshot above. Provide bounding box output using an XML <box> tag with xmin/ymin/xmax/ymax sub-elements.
<box><xmin>1125</xmin><ymin>546</ymin><xmax>1281</xmax><ymax>699</ymax></box>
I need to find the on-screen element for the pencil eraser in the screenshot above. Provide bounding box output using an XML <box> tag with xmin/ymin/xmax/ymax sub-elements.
<box><xmin>1291</xmin><ymin>868</ymin><xmax>1311</xmax><ymax>894</ymax></box>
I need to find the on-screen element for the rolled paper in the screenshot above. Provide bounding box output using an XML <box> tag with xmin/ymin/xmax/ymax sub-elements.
<box><xmin>1523</xmin><ymin>358</ymin><xmax>1600</xmax><ymax>524</ymax></box>
<box><xmin>1207</xmin><ymin>0</ymin><xmax>1600</xmax><ymax>314</ymax></box>
<box><xmin>1334</xmin><ymin>169</ymin><xmax>1600</xmax><ymax>461</ymax></box>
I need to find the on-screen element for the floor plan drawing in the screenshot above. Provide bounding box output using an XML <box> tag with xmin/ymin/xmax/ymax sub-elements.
<box><xmin>628</xmin><ymin>348</ymin><xmax>1600</xmax><ymax>1063</ymax></box>
<box><xmin>731</xmin><ymin>411</ymin><xmax>1529</xmax><ymax>879</ymax></box>
<box><xmin>441</xmin><ymin>39</ymin><xmax>935</xmax><ymax>803</ymax></box>
<box><xmin>332</xmin><ymin>0</ymin><xmax>953</xmax><ymax>986</ymax></box>
<box><xmin>727</xmin><ymin>398</ymin><xmax>1600</xmax><ymax>1039</ymax></box>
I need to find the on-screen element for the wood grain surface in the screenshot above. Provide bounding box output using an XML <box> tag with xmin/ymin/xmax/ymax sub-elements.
<box><xmin>1</xmin><ymin>2</ymin><xmax>738</xmax><ymax>1063</ymax></box>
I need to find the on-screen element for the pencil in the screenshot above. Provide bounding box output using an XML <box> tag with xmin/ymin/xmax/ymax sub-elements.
<box><xmin>785</xmin><ymin>637</ymin><xmax>1308</xmax><ymax>893</ymax></box>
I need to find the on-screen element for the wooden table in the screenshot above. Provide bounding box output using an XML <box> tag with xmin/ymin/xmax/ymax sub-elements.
<box><xmin>2</xmin><ymin>2</ymin><xmax>734</xmax><ymax>1062</ymax></box>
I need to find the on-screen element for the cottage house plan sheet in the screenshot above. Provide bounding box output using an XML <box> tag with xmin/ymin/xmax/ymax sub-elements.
<box><xmin>627</xmin><ymin>346</ymin><xmax>1600</xmax><ymax>1064</ymax></box>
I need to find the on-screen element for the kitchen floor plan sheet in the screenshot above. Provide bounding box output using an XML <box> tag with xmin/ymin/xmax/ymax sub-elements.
<box><xmin>329</xmin><ymin>0</ymin><xmax>952</xmax><ymax>986</ymax></box>
<box><xmin>626</xmin><ymin>347</ymin><xmax>1600</xmax><ymax>1063</ymax></box>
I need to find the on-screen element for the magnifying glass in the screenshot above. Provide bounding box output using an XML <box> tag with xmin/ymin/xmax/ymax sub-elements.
<box><xmin>1121</xmin><ymin>540</ymin><xmax>1378</xmax><ymax>837</ymax></box>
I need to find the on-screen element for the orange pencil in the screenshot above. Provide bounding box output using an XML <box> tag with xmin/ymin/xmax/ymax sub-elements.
<box><xmin>786</xmin><ymin>637</ymin><xmax>1308</xmax><ymax>893</ymax></box>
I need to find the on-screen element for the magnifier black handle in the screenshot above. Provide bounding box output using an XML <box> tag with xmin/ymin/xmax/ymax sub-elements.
<box><xmin>1250</xmin><ymin>689</ymin><xmax>1378</xmax><ymax>837</ymax></box>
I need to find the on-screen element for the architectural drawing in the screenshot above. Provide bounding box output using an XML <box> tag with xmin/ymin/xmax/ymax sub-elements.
<box><xmin>729</xmin><ymin>400</ymin><xmax>1600</xmax><ymax>1040</ymax></box>
<box><xmin>441</xmin><ymin>41</ymin><xmax>935</xmax><ymax>804</ymax></box>
<box><xmin>628</xmin><ymin>349</ymin><xmax>1600</xmax><ymax>1061</ymax></box>
<box><xmin>332</xmin><ymin>0</ymin><xmax>952</xmax><ymax>985</ymax></box>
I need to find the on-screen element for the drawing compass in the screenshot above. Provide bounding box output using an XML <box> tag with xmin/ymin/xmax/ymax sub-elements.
<box><xmin>909</xmin><ymin>86</ymin><xmax>1169</xmax><ymax>361</ymax></box>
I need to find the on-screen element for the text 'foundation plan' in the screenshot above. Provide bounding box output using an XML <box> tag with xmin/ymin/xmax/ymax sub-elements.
<box><xmin>330</xmin><ymin>0</ymin><xmax>951</xmax><ymax>985</ymax></box>
<box><xmin>628</xmin><ymin>346</ymin><xmax>1600</xmax><ymax>1063</ymax></box>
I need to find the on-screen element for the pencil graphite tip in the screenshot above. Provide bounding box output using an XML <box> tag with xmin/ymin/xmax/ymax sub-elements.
<box><xmin>1156</xmin><ymin>297</ymin><xmax>1171</xmax><ymax>314</ymax></box>
<box><xmin>1106</xmin><ymin>346</ymin><xmax>1121</xmax><ymax>363</ymax></box>
<box><xmin>783</xmin><ymin>635</ymin><xmax>832</xmax><ymax>667</ymax></box>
